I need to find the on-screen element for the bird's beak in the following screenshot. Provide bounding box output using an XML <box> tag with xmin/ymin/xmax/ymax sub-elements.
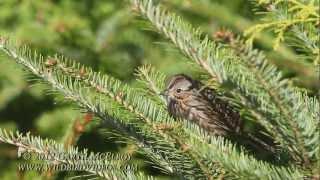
<box><xmin>160</xmin><ymin>89</ymin><xmax>168</xmax><ymax>97</ymax></box>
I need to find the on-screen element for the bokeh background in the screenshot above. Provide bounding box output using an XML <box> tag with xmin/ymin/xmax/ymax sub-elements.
<box><xmin>0</xmin><ymin>0</ymin><xmax>318</xmax><ymax>179</ymax></box>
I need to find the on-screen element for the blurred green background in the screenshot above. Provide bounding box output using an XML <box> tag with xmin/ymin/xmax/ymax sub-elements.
<box><xmin>0</xmin><ymin>0</ymin><xmax>317</xmax><ymax>179</ymax></box>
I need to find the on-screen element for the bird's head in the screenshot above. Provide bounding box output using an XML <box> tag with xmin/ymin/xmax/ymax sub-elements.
<box><xmin>161</xmin><ymin>74</ymin><xmax>196</xmax><ymax>102</ymax></box>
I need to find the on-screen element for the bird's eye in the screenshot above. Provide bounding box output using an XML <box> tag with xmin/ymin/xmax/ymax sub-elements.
<box><xmin>176</xmin><ymin>88</ymin><xmax>182</xmax><ymax>93</ymax></box>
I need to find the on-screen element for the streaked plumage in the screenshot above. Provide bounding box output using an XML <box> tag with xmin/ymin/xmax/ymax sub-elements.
<box><xmin>161</xmin><ymin>74</ymin><xmax>279</xmax><ymax>157</ymax></box>
<box><xmin>162</xmin><ymin>74</ymin><xmax>242</xmax><ymax>136</ymax></box>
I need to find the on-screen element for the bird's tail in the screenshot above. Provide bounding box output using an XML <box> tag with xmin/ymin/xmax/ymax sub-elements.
<box><xmin>246</xmin><ymin>132</ymin><xmax>277</xmax><ymax>154</ymax></box>
<box><xmin>231</xmin><ymin>131</ymin><xmax>282</xmax><ymax>162</ymax></box>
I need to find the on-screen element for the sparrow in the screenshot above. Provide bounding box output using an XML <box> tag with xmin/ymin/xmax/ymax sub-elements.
<box><xmin>161</xmin><ymin>74</ymin><xmax>242</xmax><ymax>136</ymax></box>
<box><xmin>161</xmin><ymin>74</ymin><xmax>277</xmax><ymax>155</ymax></box>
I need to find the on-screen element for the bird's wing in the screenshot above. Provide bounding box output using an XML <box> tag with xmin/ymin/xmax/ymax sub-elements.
<box><xmin>200</xmin><ymin>86</ymin><xmax>243</xmax><ymax>134</ymax></box>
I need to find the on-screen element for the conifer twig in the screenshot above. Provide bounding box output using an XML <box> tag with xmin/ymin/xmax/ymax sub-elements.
<box><xmin>0</xmin><ymin>128</ymin><xmax>142</xmax><ymax>179</ymax></box>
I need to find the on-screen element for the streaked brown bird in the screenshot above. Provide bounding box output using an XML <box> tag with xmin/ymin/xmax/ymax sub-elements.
<box><xmin>161</xmin><ymin>74</ymin><xmax>242</xmax><ymax>136</ymax></box>
<box><xmin>162</xmin><ymin>74</ymin><xmax>277</xmax><ymax>154</ymax></box>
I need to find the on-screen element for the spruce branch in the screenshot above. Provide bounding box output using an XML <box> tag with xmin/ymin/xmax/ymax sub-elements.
<box><xmin>129</xmin><ymin>0</ymin><xmax>319</xmax><ymax>167</ymax></box>
<box><xmin>135</xmin><ymin>65</ymin><xmax>167</xmax><ymax>104</ymax></box>
<box><xmin>230</xmin><ymin>40</ymin><xmax>320</xmax><ymax>166</ymax></box>
<box><xmin>135</xmin><ymin>65</ymin><xmax>305</xmax><ymax>179</ymax></box>
<box><xmin>0</xmin><ymin>39</ymin><xmax>215</xmax><ymax>179</ymax></box>
<box><xmin>0</xmin><ymin>128</ymin><xmax>144</xmax><ymax>179</ymax></box>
